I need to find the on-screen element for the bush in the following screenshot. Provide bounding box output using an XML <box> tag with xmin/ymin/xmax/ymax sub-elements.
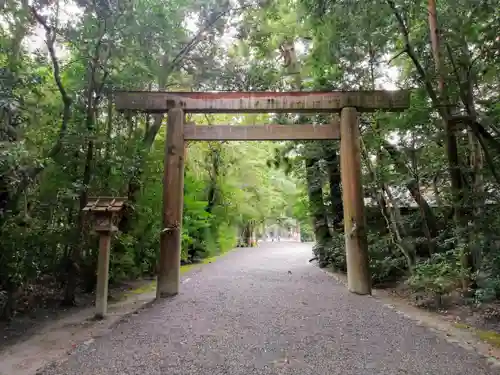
<box><xmin>406</xmin><ymin>251</ymin><xmax>462</xmax><ymax>305</ymax></box>
<box><xmin>316</xmin><ymin>230</ymin><xmax>407</xmax><ymax>285</ymax></box>
<box><xmin>368</xmin><ymin>233</ymin><xmax>407</xmax><ymax>285</ymax></box>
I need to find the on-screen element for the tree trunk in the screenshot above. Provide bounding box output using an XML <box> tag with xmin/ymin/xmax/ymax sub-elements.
<box><xmin>306</xmin><ymin>158</ymin><xmax>332</xmax><ymax>267</ymax></box>
<box><xmin>240</xmin><ymin>221</ymin><xmax>254</xmax><ymax>247</ymax></box>
<box><xmin>121</xmin><ymin>55</ymin><xmax>169</xmax><ymax>234</ymax></box>
<box><xmin>325</xmin><ymin>150</ymin><xmax>343</xmax><ymax>229</ymax></box>
<box><xmin>428</xmin><ymin>0</ymin><xmax>468</xmax><ymax>288</ymax></box>
<box><xmin>2</xmin><ymin>7</ymin><xmax>73</xmax><ymax>224</ymax></box>
<box><xmin>118</xmin><ymin>113</ymin><xmax>141</xmax><ymax>234</ymax></box>
<box><xmin>382</xmin><ymin>141</ymin><xmax>439</xmax><ymax>239</ymax></box>
<box><xmin>457</xmin><ymin>38</ymin><xmax>484</xmax><ymax>271</ymax></box>
<box><xmin>63</xmin><ymin>132</ymin><xmax>95</xmax><ymax>305</ymax></box>
<box><xmin>63</xmin><ymin>44</ymin><xmax>102</xmax><ymax>304</ymax></box>
<box><xmin>468</xmin><ymin>128</ymin><xmax>483</xmax><ymax>265</ymax></box>
<box><xmin>361</xmin><ymin>139</ymin><xmax>415</xmax><ymax>269</ymax></box>
<box><xmin>103</xmin><ymin>95</ymin><xmax>114</xmax><ymax>190</ymax></box>
<box><xmin>206</xmin><ymin>143</ymin><xmax>221</xmax><ymax>215</ymax></box>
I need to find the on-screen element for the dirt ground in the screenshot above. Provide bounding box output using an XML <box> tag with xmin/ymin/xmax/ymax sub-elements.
<box><xmin>384</xmin><ymin>281</ymin><xmax>500</xmax><ymax>335</ymax></box>
<box><xmin>0</xmin><ymin>278</ymin><xmax>155</xmax><ymax>351</ymax></box>
<box><xmin>0</xmin><ymin>279</ymin><xmax>157</xmax><ymax>375</ymax></box>
<box><xmin>0</xmin><ymin>254</ymin><xmax>221</xmax><ymax>375</ymax></box>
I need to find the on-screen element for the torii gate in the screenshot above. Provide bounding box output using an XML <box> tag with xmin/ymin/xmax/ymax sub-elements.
<box><xmin>115</xmin><ymin>90</ymin><xmax>410</xmax><ymax>297</ymax></box>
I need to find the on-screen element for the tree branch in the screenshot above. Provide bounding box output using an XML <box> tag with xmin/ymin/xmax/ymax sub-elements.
<box><xmin>5</xmin><ymin>5</ymin><xmax>75</xmax><ymax>214</ymax></box>
<box><xmin>142</xmin><ymin>4</ymin><xmax>252</xmax><ymax>146</ymax></box>
<box><xmin>30</xmin><ymin>6</ymin><xmax>71</xmax><ymax>108</ymax></box>
<box><xmin>166</xmin><ymin>5</ymin><xmax>251</xmax><ymax>79</ymax></box>
<box><xmin>30</xmin><ymin>6</ymin><xmax>72</xmax><ymax>158</ymax></box>
<box><xmin>386</xmin><ymin>0</ymin><xmax>444</xmax><ymax>116</ymax></box>
<box><xmin>469</xmin><ymin>126</ymin><xmax>500</xmax><ymax>185</ymax></box>
<box><xmin>387</xmin><ymin>0</ymin><xmax>500</xmax><ymax>182</ymax></box>
<box><xmin>387</xmin><ymin>49</ymin><xmax>406</xmax><ymax>64</ymax></box>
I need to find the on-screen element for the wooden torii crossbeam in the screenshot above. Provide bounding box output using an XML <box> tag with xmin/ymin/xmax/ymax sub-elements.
<box><xmin>115</xmin><ymin>90</ymin><xmax>410</xmax><ymax>298</ymax></box>
<box><xmin>115</xmin><ymin>90</ymin><xmax>409</xmax><ymax>113</ymax></box>
<box><xmin>184</xmin><ymin>124</ymin><xmax>340</xmax><ymax>141</ymax></box>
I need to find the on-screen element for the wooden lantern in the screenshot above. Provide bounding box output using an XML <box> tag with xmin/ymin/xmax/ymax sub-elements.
<box><xmin>83</xmin><ymin>197</ymin><xmax>127</xmax><ymax>233</ymax></box>
<box><xmin>82</xmin><ymin>197</ymin><xmax>127</xmax><ymax>319</ymax></box>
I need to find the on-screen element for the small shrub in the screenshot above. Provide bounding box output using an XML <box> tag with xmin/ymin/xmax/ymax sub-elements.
<box><xmin>406</xmin><ymin>251</ymin><xmax>462</xmax><ymax>306</ymax></box>
<box><xmin>368</xmin><ymin>233</ymin><xmax>407</xmax><ymax>285</ymax></box>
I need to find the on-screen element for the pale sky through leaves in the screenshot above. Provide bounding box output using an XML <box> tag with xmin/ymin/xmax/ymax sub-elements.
<box><xmin>22</xmin><ymin>0</ymin><xmax>400</xmax><ymax>91</ymax></box>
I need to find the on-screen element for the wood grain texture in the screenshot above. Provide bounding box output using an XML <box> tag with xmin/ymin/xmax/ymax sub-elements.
<box><xmin>115</xmin><ymin>90</ymin><xmax>410</xmax><ymax>113</ymax></box>
<box><xmin>157</xmin><ymin>108</ymin><xmax>184</xmax><ymax>298</ymax></box>
<box><xmin>95</xmin><ymin>233</ymin><xmax>111</xmax><ymax>319</ymax></box>
<box><xmin>339</xmin><ymin>107</ymin><xmax>371</xmax><ymax>295</ymax></box>
<box><xmin>183</xmin><ymin>124</ymin><xmax>340</xmax><ymax>141</ymax></box>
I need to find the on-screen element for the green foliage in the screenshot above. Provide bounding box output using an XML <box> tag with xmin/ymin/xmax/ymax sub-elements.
<box><xmin>243</xmin><ymin>0</ymin><xmax>500</xmax><ymax>305</ymax></box>
<box><xmin>314</xmin><ymin>233</ymin><xmax>345</xmax><ymax>271</ymax></box>
<box><xmin>368</xmin><ymin>233</ymin><xmax>408</xmax><ymax>285</ymax></box>
<box><xmin>407</xmin><ymin>251</ymin><xmax>462</xmax><ymax>298</ymax></box>
<box><xmin>2</xmin><ymin>0</ymin><xmax>500</xmax><ymax>320</ymax></box>
<box><xmin>0</xmin><ymin>0</ymin><xmax>302</xmax><ymax>318</ymax></box>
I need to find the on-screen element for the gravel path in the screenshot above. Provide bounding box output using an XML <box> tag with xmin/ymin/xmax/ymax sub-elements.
<box><xmin>40</xmin><ymin>242</ymin><xmax>496</xmax><ymax>375</ymax></box>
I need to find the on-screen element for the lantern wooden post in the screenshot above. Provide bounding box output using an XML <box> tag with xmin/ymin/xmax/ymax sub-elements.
<box><xmin>83</xmin><ymin>197</ymin><xmax>127</xmax><ymax>319</ymax></box>
<box><xmin>339</xmin><ymin>107</ymin><xmax>371</xmax><ymax>295</ymax></box>
<box><xmin>95</xmin><ymin>232</ymin><xmax>112</xmax><ymax>319</ymax></box>
<box><xmin>157</xmin><ymin>108</ymin><xmax>185</xmax><ymax>298</ymax></box>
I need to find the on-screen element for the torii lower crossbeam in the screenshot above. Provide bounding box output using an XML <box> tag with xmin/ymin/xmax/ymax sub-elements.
<box><xmin>184</xmin><ymin>124</ymin><xmax>340</xmax><ymax>141</ymax></box>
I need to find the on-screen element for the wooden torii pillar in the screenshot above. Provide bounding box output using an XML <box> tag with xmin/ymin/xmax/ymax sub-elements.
<box><xmin>115</xmin><ymin>90</ymin><xmax>410</xmax><ymax>296</ymax></box>
<box><xmin>157</xmin><ymin>108</ymin><xmax>185</xmax><ymax>297</ymax></box>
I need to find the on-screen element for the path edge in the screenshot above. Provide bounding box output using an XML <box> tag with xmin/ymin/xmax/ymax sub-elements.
<box><xmin>315</xmin><ymin>264</ymin><xmax>500</xmax><ymax>369</ymax></box>
<box><xmin>0</xmin><ymin>247</ymin><xmax>242</xmax><ymax>375</ymax></box>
